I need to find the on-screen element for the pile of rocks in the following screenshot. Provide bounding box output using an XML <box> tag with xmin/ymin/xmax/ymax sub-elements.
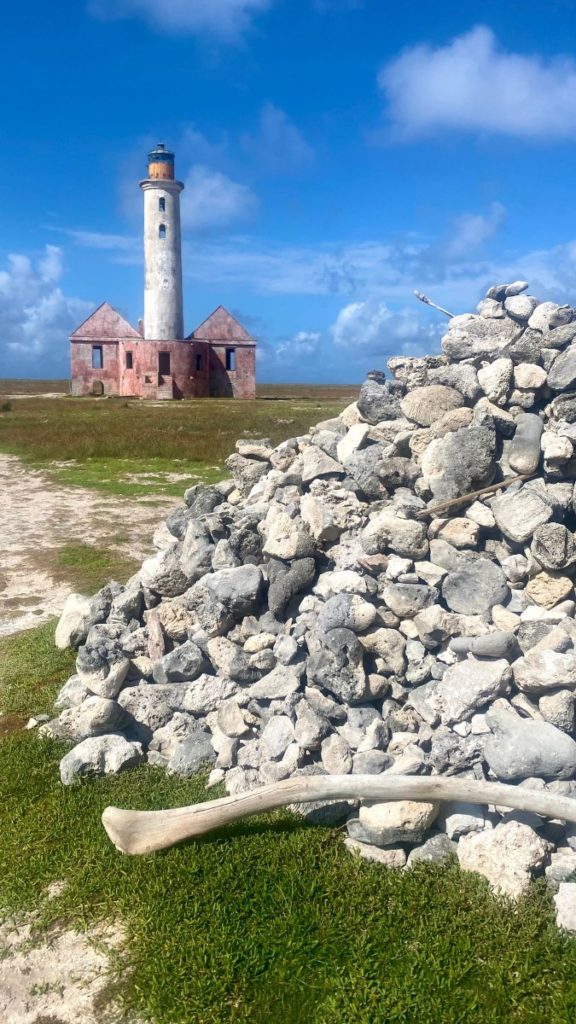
<box><xmin>50</xmin><ymin>281</ymin><xmax>576</xmax><ymax>901</ymax></box>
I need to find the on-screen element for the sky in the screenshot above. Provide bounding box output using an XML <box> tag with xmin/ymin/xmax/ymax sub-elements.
<box><xmin>3</xmin><ymin>1</ymin><xmax>576</xmax><ymax>382</ymax></box>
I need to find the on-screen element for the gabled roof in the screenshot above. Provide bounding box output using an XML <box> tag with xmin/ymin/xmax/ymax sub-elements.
<box><xmin>70</xmin><ymin>302</ymin><xmax>142</xmax><ymax>341</ymax></box>
<box><xmin>188</xmin><ymin>305</ymin><xmax>256</xmax><ymax>346</ymax></box>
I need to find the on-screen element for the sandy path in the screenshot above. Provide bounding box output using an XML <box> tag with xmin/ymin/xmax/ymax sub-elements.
<box><xmin>1</xmin><ymin>455</ymin><xmax>178</xmax><ymax>637</ymax></box>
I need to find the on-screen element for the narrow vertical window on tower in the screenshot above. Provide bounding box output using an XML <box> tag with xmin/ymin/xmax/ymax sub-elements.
<box><xmin>92</xmin><ymin>345</ymin><xmax>103</xmax><ymax>369</ymax></box>
<box><xmin>159</xmin><ymin>223</ymin><xmax>166</xmax><ymax>239</ymax></box>
<box><xmin>159</xmin><ymin>197</ymin><xmax>165</xmax><ymax>212</ymax></box>
<box><xmin>225</xmin><ymin>348</ymin><xmax>236</xmax><ymax>371</ymax></box>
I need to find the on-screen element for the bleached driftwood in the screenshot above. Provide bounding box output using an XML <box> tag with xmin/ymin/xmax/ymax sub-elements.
<box><xmin>102</xmin><ymin>774</ymin><xmax>576</xmax><ymax>856</ymax></box>
<box><xmin>413</xmin><ymin>290</ymin><xmax>455</xmax><ymax>318</ymax></box>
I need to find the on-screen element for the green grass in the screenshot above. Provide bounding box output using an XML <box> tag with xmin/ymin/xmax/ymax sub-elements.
<box><xmin>2</xmin><ymin>625</ymin><xmax>576</xmax><ymax>1023</ymax></box>
<box><xmin>37</xmin><ymin>542</ymin><xmax>140</xmax><ymax>594</ymax></box>
<box><xmin>0</xmin><ymin>388</ymin><xmax>355</xmax><ymax>496</ymax></box>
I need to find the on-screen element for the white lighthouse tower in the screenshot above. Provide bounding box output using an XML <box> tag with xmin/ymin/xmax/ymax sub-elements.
<box><xmin>140</xmin><ymin>144</ymin><xmax>184</xmax><ymax>340</ymax></box>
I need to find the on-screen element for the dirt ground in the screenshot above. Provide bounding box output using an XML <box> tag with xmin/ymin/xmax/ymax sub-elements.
<box><xmin>0</xmin><ymin>900</ymin><xmax>146</xmax><ymax>1024</ymax></box>
<box><xmin>0</xmin><ymin>454</ymin><xmax>177</xmax><ymax>637</ymax></box>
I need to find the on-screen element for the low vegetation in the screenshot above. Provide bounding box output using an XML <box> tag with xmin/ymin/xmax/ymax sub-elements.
<box><xmin>2</xmin><ymin>624</ymin><xmax>576</xmax><ymax>1023</ymax></box>
<box><xmin>0</xmin><ymin>384</ymin><xmax>356</xmax><ymax>496</ymax></box>
<box><xmin>33</xmin><ymin>542</ymin><xmax>140</xmax><ymax>596</ymax></box>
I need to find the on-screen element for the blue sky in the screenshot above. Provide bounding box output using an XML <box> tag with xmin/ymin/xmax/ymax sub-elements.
<box><xmin>3</xmin><ymin>0</ymin><xmax>576</xmax><ymax>382</ymax></box>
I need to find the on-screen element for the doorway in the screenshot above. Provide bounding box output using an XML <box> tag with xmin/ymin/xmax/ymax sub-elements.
<box><xmin>158</xmin><ymin>351</ymin><xmax>171</xmax><ymax>375</ymax></box>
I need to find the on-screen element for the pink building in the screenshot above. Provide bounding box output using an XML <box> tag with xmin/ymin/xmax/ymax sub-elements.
<box><xmin>69</xmin><ymin>144</ymin><xmax>256</xmax><ymax>400</ymax></box>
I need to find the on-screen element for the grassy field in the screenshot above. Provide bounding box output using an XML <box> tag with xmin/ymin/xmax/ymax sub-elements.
<box><xmin>2</xmin><ymin>623</ymin><xmax>576</xmax><ymax>1024</ymax></box>
<box><xmin>0</xmin><ymin>384</ymin><xmax>357</xmax><ymax>496</ymax></box>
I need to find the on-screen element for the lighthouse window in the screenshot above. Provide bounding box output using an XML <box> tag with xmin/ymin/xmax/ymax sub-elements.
<box><xmin>125</xmin><ymin>351</ymin><xmax>133</xmax><ymax>369</ymax></box>
<box><xmin>159</xmin><ymin>223</ymin><xmax>166</xmax><ymax>239</ymax></box>
<box><xmin>225</xmin><ymin>348</ymin><xmax>236</xmax><ymax>371</ymax></box>
<box><xmin>159</xmin><ymin>197</ymin><xmax>165</xmax><ymax>212</ymax></box>
<box><xmin>92</xmin><ymin>345</ymin><xmax>103</xmax><ymax>369</ymax></box>
<box><xmin>195</xmin><ymin>353</ymin><xmax>203</xmax><ymax>371</ymax></box>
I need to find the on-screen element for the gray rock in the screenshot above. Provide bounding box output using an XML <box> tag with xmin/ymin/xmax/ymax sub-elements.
<box><xmin>166</xmin><ymin>724</ymin><xmax>216</xmax><ymax>776</ymax></box>
<box><xmin>528</xmin><ymin>301</ymin><xmax>572</xmax><ymax>332</ymax></box>
<box><xmin>352</xmin><ymin>750</ymin><xmax>392</xmax><ymax>774</ymax></box>
<box><xmin>421</xmin><ymin>426</ymin><xmax>496</xmax><ymax>502</ymax></box>
<box><xmin>377</xmin><ymin>457</ymin><xmax>420</xmax><ymax>490</ymax></box>
<box><xmin>245</xmin><ymin>662</ymin><xmax>305</xmax><ymax>700</ymax></box>
<box><xmin>307</xmin><ymin>628</ymin><xmax>367</xmax><ymax>704</ymax></box>
<box><xmin>359</xmin><ymin>799</ymin><xmax>440</xmax><ymax>847</ymax></box>
<box><xmin>539</xmin><ymin>691</ymin><xmax>576</xmax><ymax>733</ymax></box>
<box><xmin>383</xmin><ymin>583</ymin><xmax>438</xmax><ymax>619</ymax></box>
<box><xmin>60</xmin><ymin>734</ymin><xmax>144</xmax><ymax>785</ymax></box>
<box><xmin>504</xmin><ymin>294</ymin><xmax>539</xmax><ymax>320</ymax></box>
<box><xmin>442</xmin><ymin>315</ymin><xmax>518</xmax><ymax>361</ymax></box>
<box><xmin>260</xmin><ymin>715</ymin><xmax>295</xmax><ymax>760</ymax></box>
<box><xmin>407</xmin><ymin>832</ymin><xmax>457</xmax><ymax>866</ymax></box>
<box><xmin>186</xmin><ymin>564</ymin><xmax>263</xmax><ymax>636</ymax></box>
<box><xmin>140</xmin><ymin>543</ymin><xmax>192</xmax><ymax>598</ymax></box>
<box><xmin>47</xmin><ymin>696</ymin><xmax>129</xmax><ymax>742</ymax></box>
<box><xmin>318</xmin><ymin>593</ymin><xmax>377</xmax><ymax>633</ymax></box>
<box><xmin>508</xmin><ymin>413</ymin><xmax>544</xmax><ymax>474</ymax></box>
<box><xmin>361</xmin><ymin>509</ymin><xmax>429</xmax><ymax>560</ymax></box>
<box><xmin>117</xmin><ymin>685</ymin><xmax>173</xmax><ymax>739</ymax></box>
<box><xmin>554</xmin><ymin>883</ymin><xmax>576</xmax><ymax>931</ymax></box>
<box><xmin>449</xmin><ymin>632</ymin><xmax>518</xmax><ymax>660</ymax></box>
<box><xmin>546</xmin><ymin>323</ymin><xmax>576</xmax><ymax>349</ymax></box>
<box><xmin>357</xmin><ymin>373</ymin><xmax>403</xmax><ymax>424</ymax></box>
<box><xmin>261</xmin><ymin>513</ymin><xmax>315</xmax><ymax>561</ymax></box>
<box><xmin>153</xmin><ymin>640</ymin><xmax>207</xmax><ymax>684</ymax></box>
<box><xmin>54</xmin><ymin>674</ymin><xmax>90</xmax><ymax>710</ymax></box>
<box><xmin>344</xmin><ymin>838</ymin><xmax>407</xmax><ymax>867</ymax></box>
<box><xmin>484</xmin><ymin>709</ymin><xmax>576</xmax><ymax>781</ymax></box>
<box><xmin>344</xmin><ymin>445</ymin><xmax>388</xmax><ymax>499</ymax></box>
<box><xmin>273</xmin><ymin>635</ymin><xmax>299</xmax><ymax>665</ymax></box>
<box><xmin>438</xmin><ymin>801</ymin><xmax>485</xmax><ymax>839</ymax></box>
<box><xmin>301</xmin><ymin>445</ymin><xmax>344</xmax><ymax>483</ymax></box>
<box><xmin>442</xmin><ymin>559</ymin><xmax>508</xmax><ymax>615</ymax></box>
<box><xmin>458</xmin><ymin>821</ymin><xmax>550</xmax><ymax>898</ymax></box>
<box><xmin>55</xmin><ymin>587</ymin><xmax>115</xmax><ymax>650</ymax></box>
<box><xmin>267</xmin><ymin>558</ymin><xmax>316</xmax><ymax>618</ymax></box>
<box><xmin>294</xmin><ymin>703</ymin><xmax>329</xmax><ymax>750</ymax></box>
<box><xmin>400</xmin><ymin>385</ymin><xmax>464</xmax><ymax>427</ymax></box>
<box><xmin>428</xmin><ymin>363</ymin><xmax>480</xmax><ymax>401</ymax></box>
<box><xmin>491</xmin><ymin>483</ymin><xmax>553</xmax><ymax>544</ymax></box>
<box><xmin>531</xmin><ymin>523</ymin><xmax>576</xmax><ymax>571</ymax></box>
<box><xmin>321</xmin><ymin>733</ymin><xmax>353</xmax><ymax>773</ymax></box>
<box><xmin>409</xmin><ymin>658</ymin><xmax>510</xmax><ymax>726</ymax></box>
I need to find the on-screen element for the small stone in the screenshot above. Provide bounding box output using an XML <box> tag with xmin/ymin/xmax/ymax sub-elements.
<box><xmin>539</xmin><ymin>691</ymin><xmax>575</xmax><ymax>733</ymax></box>
<box><xmin>492</xmin><ymin>483</ymin><xmax>552</xmax><ymax>544</ymax></box>
<box><xmin>504</xmin><ymin>294</ymin><xmax>539</xmax><ymax>320</ymax></box>
<box><xmin>60</xmin><ymin>735</ymin><xmax>144</xmax><ymax>785</ymax></box>
<box><xmin>478</xmin><ymin>358</ymin><xmax>513</xmax><ymax>404</ymax></box>
<box><xmin>359</xmin><ymin>800</ymin><xmax>440</xmax><ymax>847</ymax></box>
<box><xmin>484</xmin><ymin>709</ymin><xmax>576</xmax><ymax>781</ymax></box>
<box><xmin>528</xmin><ymin>302</ymin><xmax>572</xmax><ymax>332</ymax></box>
<box><xmin>439</xmin><ymin>801</ymin><xmax>485</xmax><ymax>839</ymax></box>
<box><xmin>526</xmin><ymin>572</ymin><xmax>573</xmax><ymax>609</ymax></box>
<box><xmin>344</xmin><ymin>838</ymin><xmax>407</xmax><ymax>867</ymax></box>
<box><xmin>407</xmin><ymin>833</ymin><xmax>457</xmax><ymax>866</ymax></box>
<box><xmin>458</xmin><ymin>821</ymin><xmax>550</xmax><ymax>898</ymax></box>
<box><xmin>514</xmin><ymin>363</ymin><xmax>547</xmax><ymax>389</ymax></box>
<box><xmin>260</xmin><ymin>716</ymin><xmax>295</xmax><ymax>760</ymax></box>
<box><xmin>554</xmin><ymin>883</ymin><xmax>576</xmax><ymax>932</ymax></box>
<box><xmin>400</xmin><ymin>385</ymin><xmax>464</xmax><ymax>427</ymax></box>
<box><xmin>321</xmin><ymin>733</ymin><xmax>353</xmax><ymax>774</ymax></box>
<box><xmin>442</xmin><ymin>559</ymin><xmax>508</xmax><ymax>615</ymax></box>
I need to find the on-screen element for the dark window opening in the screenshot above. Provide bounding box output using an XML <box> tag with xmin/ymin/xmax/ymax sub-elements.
<box><xmin>125</xmin><ymin>351</ymin><xmax>133</xmax><ymax>369</ymax></box>
<box><xmin>92</xmin><ymin>345</ymin><xmax>103</xmax><ymax>370</ymax></box>
<box><xmin>159</xmin><ymin>197</ymin><xmax>165</xmax><ymax>212</ymax></box>
<box><xmin>159</xmin><ymin>223</ymin><xmax>166</xmax><ymax>239</ymax></box>
<box><xmin>225</xmin><ymin>348</ymin><xmax>236</xmax><ymax>371</ymax></box>
<box><xmin>195</xmin><ymin>353</ymin><xmax>203</xmax><ymax>372</ymax></box>
<box><xmin>159</xmin><ymin>351</ymin><xmax>171</xmax><ymax>375</ymax></box>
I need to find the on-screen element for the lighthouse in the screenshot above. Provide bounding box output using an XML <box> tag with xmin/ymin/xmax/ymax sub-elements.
<box><xmin>139</xmin><ymin>143</ymin><xmax>184</xmax><ymax>340</ymax></box>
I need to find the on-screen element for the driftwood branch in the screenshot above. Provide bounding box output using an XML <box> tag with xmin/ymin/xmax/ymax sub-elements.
<box><xmin>102</xmin><ymin>774</ymin><xmax>576</xmax><ymax>856</ymax></box>
<box><xmin>415</xmin><ymin>473</ymin><xmax>533</xmax><ymax>520</ymax></box>
<box><xmin>414</xmin><ymin>291</ymin><xmax>454</xmax><ymax>319</ymax></box>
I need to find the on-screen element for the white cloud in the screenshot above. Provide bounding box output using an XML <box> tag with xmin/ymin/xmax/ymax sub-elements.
<box><xmin>275</xmin><ymin>329</ymin><xmax>321</xmax><ymax>361</ymax></box>
<box><xmin>330</xmin><ymin>300</ymin><xmax>441</xmax><ymax>357</ymax></box>
<box><xmin>0</xmin><ymin>247</ymin><xmax>92</xmax><ymax>375</ymax></box>
<box><xmin>181</xmin><ymin>166</ymin><xmax>258</xmax><ymax>233</ymax></box>
<box><xmin>88</xmin><ymin>0</ymin><xmax>271</xmax><ymax>39</ymax></box>
<box><xmin>242</xmin><ymin>104</ymin><xmax>314</xmax><ymax>171</ymax></box>
<box><xmin>379</xmin><ymin>26</ymin><xmax>576</xmax><ymax>141</ymax></box>
<box><xmin>443</xmin><ymin>202</ymin><xmax>507</xmax><ymax>260</ymax></box>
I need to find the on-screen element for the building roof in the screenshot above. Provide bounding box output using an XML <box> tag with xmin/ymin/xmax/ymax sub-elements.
<box><xmin>70</xmin><ymin>302</ymin><xmax>142</xmax><ymax>341</ymax></box>
<box><xmin>188</xmin><ymin>305</ymin><xmax>256</xmax><ymax>346</ymax></box>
